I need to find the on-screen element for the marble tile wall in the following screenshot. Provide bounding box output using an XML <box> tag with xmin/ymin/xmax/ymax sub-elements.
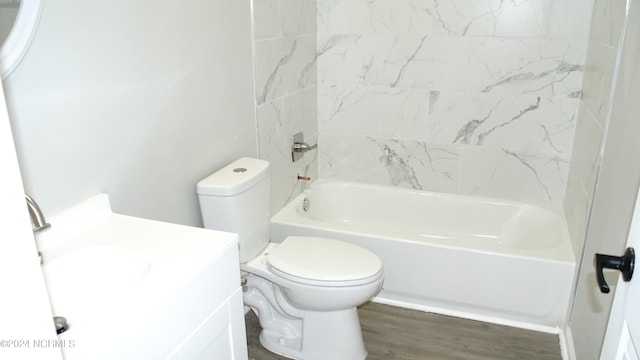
<box><xmin>317</xmin><ymin>0</ymin><xmax>594</xmax><ymax>211</ymax></box>
<box><xmin>253</xmin><ymin>0</ymin><xmax>318</xmax><ymax>215</ymax></box>
<box><xmin>563</xmin><ymin>0</ymin><xmax>627</xmax><ymax>259</ymax></box>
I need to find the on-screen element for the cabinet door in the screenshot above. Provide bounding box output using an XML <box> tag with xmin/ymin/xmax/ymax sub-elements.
<box><xmin>178</xmin><ymin>288</ymin><xmax>248</xmax><ymax>360</ymax></box>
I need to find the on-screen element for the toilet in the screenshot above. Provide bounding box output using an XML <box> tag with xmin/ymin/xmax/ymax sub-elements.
<box><xmin>197</xmin><ymin>157</ymin><xmax>384</xmax><ymax>360</ymax></box>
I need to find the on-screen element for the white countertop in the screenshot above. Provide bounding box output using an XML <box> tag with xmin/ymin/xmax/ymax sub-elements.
<box><xmin>33</xmin><ymin>194</ymin><xmax>241</xmax><ymax>358</ymax></box>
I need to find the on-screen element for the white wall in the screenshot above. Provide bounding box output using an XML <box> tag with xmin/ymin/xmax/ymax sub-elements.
<box><xmin>0</xmin><ymin>79</ymin><xmax>61</xmax><ymax>360</ymax></box>
<box><xmin>564</xmin><ymin>0</ymin><xmax>628</xmax><ymax>267</ymax></box>
<box><xmin>3</xmin><ymin>0</ymin><xmax>257</xmax><ymax>226</ymax></box>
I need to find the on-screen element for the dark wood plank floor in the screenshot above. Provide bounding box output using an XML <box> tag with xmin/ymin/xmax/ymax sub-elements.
<box><xmin>246</xmin><ymin>302</ymin><xmax>562</xmax><ymax>360</ymax></box>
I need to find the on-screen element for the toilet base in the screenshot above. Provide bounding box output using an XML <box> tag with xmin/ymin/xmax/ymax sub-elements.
<box><xmin>259</xmin><ymin>308</ymin><xmax>367</xmax><ymax>360</ymax></box>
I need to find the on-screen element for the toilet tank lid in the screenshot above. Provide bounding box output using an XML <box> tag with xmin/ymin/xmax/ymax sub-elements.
<box><xmin>197</xmin><ymin>157</ymin><xmax>269</xmax><ymax>196</ymax></box>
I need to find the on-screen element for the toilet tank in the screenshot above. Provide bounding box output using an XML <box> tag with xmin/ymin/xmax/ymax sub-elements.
<box><xmin>197</xmin><ymin>157</ymin><xmax>270</xmax><ymax>263</ymax></box>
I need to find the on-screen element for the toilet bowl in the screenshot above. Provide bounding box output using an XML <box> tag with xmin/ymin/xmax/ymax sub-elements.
<box><xmin>243</xmin><ymin>238</ymin><xmax>383</xmax><ymax>359</ymax></box>
<box><xmin>197</xmin><ymin>158</ymin><xmax>384</xmax><ymax>360</ymax></box>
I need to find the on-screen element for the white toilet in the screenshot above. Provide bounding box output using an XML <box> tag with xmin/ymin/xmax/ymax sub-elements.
<box><xmin>197</xmin><ymin>157</ymin><xmax>384</xmax><ymax>360</ymax></box>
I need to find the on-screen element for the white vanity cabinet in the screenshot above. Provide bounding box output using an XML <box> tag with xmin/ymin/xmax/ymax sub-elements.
<box><xmin>37</xmin><ymin>194</ymin><xmax>248</xmax><ymax>360</ymax></box>
<box><xmin>164</xmin><ymin>244</ymin><xmax>248</xmax><ymax>360</ymax></box>
<box><xmin>105</xmin><ymin>238</ymin><xmax>248</xmax><ymax>360</ymax></box>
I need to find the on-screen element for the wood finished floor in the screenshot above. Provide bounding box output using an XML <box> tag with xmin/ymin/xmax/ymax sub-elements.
<box><xmin>246</xmin><ymin>302</ymin><xmax>562</xmax><ymax>360</ymax></box>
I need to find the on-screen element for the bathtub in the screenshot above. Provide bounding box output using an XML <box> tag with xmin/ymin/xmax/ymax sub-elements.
<box><xmin>271</xmin><ymin>180</ymin><xmax>575</xmax><ymax>330</ymax></box>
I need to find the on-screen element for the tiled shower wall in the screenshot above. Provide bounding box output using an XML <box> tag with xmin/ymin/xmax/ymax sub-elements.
<box><xmin>563</xmin><ymin>0</ymin><xmax>627</xmax><ymax>259</ymax></box>
<box><xmin>317</xmin><ymin>0</ymin><xmax>593</xmax><ymax>210</ymax></box>
<box><xmin>252</xmin><ymin>0</ymin><xmax>318</xmax><ymax>215</ymax></box>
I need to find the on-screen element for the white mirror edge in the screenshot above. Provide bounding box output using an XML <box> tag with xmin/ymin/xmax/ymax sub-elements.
<box><xmin>0</xmin><ymin>0</ymin><xmax>43</xmax><ymax>80</ymax></box>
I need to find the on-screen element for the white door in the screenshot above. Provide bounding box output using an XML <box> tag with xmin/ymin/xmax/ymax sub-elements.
<box><xmin>600</xmin><ymin>184</ymin><xmax>640</xmax><ymax>359</ymax></box>
<box><xmin>0</xmin><ymin>81</ymin><xmax>62</xmax><ymax>357</ymax></box>
<box><xmin>599</xmin><ymin>0</ymin><xmax>640</xmax><ymax>357</ymax></box>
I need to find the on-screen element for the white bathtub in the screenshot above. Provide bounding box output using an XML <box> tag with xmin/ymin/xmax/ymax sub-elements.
<box><xmin>271</xmin><ymin>180</ymin><xmax>575</xmax><ymax>330</ymax></box>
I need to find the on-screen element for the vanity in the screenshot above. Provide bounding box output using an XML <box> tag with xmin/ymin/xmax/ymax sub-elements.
<box><xmin>35</xmin><ymin>194</ymin><xmax>248</xmax><ymax>359</ymax></box>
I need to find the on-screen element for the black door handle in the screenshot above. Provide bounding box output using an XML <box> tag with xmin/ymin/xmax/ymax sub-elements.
<box><xmin>595</xmin><ymin>247</ymin><xmax>635</xmax><ymax>293</ymax></box>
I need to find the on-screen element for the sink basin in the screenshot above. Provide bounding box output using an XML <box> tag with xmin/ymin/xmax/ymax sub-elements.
<box><xmin>42</xmin><ymin>245</ymin><xmax>150</xmax><ymax>318</ymax></box>
<box><xmin>34</xmin><ymin>193</ymin><xmax>240</xmax><ymax>359</ymax></box>
<box><xmin>44</xmin><ymin>245</ymin><xmax>150</xmax><ymax>288</ymax></box>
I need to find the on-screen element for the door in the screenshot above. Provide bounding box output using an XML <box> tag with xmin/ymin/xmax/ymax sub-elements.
<box><xmin>0</xmin><ymin>80</ymin><xmax>62</xmax><ymax>357</ymax></box>
<box><xmin>600</xmin><ymin>184</ymin><xmax>640</xmax><ymax>359</ymax></box>
<box><xmin>598</xmin><ymin>0</ymin><xmax>640</xmax><ymax>358</ymax></box>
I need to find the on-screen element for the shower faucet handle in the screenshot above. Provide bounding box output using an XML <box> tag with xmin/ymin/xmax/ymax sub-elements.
<box><xmin>292</xmin><ymin>142</ymin><xmax>317</xmax><ymax>153</ymax></box>
<box><xmin>290</xmin><ymin>132</ymin><xmax>317</xmax><ymax>162</ymax></box>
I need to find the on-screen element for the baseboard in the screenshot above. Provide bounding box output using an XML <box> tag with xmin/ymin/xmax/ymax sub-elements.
<box><xmin>371</xmin><ymin>296</ymin><xmax>561</xmax><ymax>334</ymax></box>
<box><xmin>560</xmin><ymin>326</ymin><xmax>577</xmax><ymax>360</ymax></box>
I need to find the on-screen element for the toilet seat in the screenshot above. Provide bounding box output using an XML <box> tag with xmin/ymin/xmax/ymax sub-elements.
<box><xmin>267</xmin><ymin>236</ymin><xmax>383</xmax><ymax>287</ymax></box>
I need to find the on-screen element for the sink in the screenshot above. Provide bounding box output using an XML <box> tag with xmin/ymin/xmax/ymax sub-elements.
<box><xmin>43</xmin><ymin>245</ymin><xmax>150</xmax><ymax>290</ymax></box>
<box><xmin>42</xmin><ymin>245</ymin><xmax>150</xmax><ymax>311</ymax></box>
<box><xmin>41</xmin><ymin>245</ymin><xmax>151</xmax><ymax>336</ymax></box>
<box><xmin>33</xmin><ymin>194</ymin><xmax>241</xmax><ymax>359</ymax></box>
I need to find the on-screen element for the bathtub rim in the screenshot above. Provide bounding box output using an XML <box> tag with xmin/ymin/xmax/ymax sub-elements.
<box><xmin>302</xmin><ymin>179</ymin><xmax>568</xmax><ymax>217</ymax></box>
<box><xmin>272</xmin><ymin>180</ymin><xmax>575</xmax><ymax>264</ymax></box>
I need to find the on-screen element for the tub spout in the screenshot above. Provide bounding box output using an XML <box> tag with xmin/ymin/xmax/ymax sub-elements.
<box><xmin>25</xmin><ymin>194</ymin><xmax>50</xmax><ymax>233</ymax></box>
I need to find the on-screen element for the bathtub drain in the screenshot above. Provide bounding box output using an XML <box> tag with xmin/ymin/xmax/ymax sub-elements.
<box><xmin>302</xmin><ymin>197</ymin><xmax>310</xmax><ymax>212</ymax></box>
